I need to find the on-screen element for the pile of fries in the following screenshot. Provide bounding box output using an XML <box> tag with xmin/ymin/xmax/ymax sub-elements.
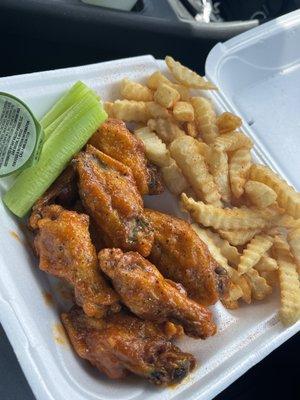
<box><xmin>104</xmin><ymin>56</ymin><xmax>300</xmax><ymax>325</ymax></box>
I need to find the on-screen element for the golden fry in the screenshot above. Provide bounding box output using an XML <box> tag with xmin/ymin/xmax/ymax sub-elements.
<box><xmin>181</xmin><ymin>194</ymin><xmax>267</xmax><ymax>230</ymax></box>
<box><xmin>134</xmin><ymin>127</ymin><xmax>189</xmax><ymax>195</ymax></box>
<box><xmin>237</xmin><ymin>234</ymin><xmax>273</xmax><ymax>275</ymax></box>
<box><xmin>120</xmin><ymin>78</ymin><xmax>153</xmax><ymax>101</ymax></box>
<box><xmin>184</xmin><ymin>121</ymin><xmax>197</xmax><ymax>137</ymax></box>
<box><xmin>134</xmin><ymin>127</ymin><xmax>172</xmax><ymax>167</ymax></box>
<box><xmin>221</xmin><ymin>282</ymin><xmax>243</xmax><ymax>309</ymax></box>
<box><xmin>217</xmin><ymin>112</ymin><xmax>242</xmax><ymax>134</ymax></box>
<box><xmin>209</xmin><ymin>148</ymin><xmax>231</xmax><ymax>203</ymax></box>
<box><xmin>195</xmin><ymin>141</ymin><xmax>211</xmax><ymax>158</ymax></box>
<box><xmin>245</xmin><ymin>269</ymin><xmax>272</xmax><ymax>300</ymax></box>
<box><xmin>165</xmin><ymin>56</ymin><xmax>217</xmax><ymax>90</ymax></box>
<box><xmin>218</xmin><ymin>228</ymin><xmax>261</xmax><ymax>246</ymax></box>
<box><xmin>104</xmin><ymin>101</ymin><xmax>115</xmax><ymax>117</ymax></box>
<box><xmin>288</xmin><ymin>228</ymin><xmax>300</xmax><ymax>265</ymax></box>
<box><xmin>191</xmin><ymin>97</ymin><xmax>219</xmax><ymax>144</ymax></box>
<box><xmin>146</xmin><ymin>101</ymin><xmax>170</xmax><ymax>119</ymax></box>
<box><xmin>277</xmin><ymin>254</ymin><xmax>300</xmax><ymax>325</ymax></box>
<box><xmin>202</xmin><ymin>229</ymin><xmax>241</xmax><ymax>267</ymax></box>
<box><xmin>147</xmin><ymin>71</ymin><xmax>190</xmax><ymax>101</ymax></box>
<box><xmin>173</xmin><ymin>101</ymin><xmax>194</xmax><ymax>122</ymax></box>
<box><xmin>170</xmin><ymin>137</ymin><xmax>222</xmax><ymax>206</ymax></box>
<box><xmin>192</xmin><ymin>225</ymin><xmax>250</xmax><ymax>305</ymax></box>
<box><xmin>214</xmin><ymin>131</ymin><xmax>253</xmax><ymax>152</ymax></box>
<box><xmin>147</xmin><ymin>118</ymin><xmax>185</xmax><ymax>144</ymax></box>
<box><xmin>112</xmin><ymin>100</ymin><xmax>150</xmax><ymax>122</ymax></box>
<box><xmin>229</xmin><ymin>148</ymin><xmax>252</xmax><ymax>199</ymax></box>
<box><xmin>249</xmin><ymin>164</ymin><xmax>300</xmax><ymax>218</ymax></box>
<box><xmin>154</xmin><ymin>83</ymin><xmax>180</xmax><ymax>109</ymax></box>
<box><xmin>161</xmin><ymin>161</ymin><xmax>190</xmax><ymax>195</ymax></box>
<box><xmin>147</xmin><ymin>71</ymin><xmax>171</xmax><ymax>90</ymax></box>
<box><xmin>260</xmin><ymin>270</ymin><xmax>279</xmax><ymax>287</ymax></box>
<box><xmin>254</xmin><ymin>255</ymin><xmax>278</xmax><ymax>273</ymax></box>
<box><xmin>245</xmin><ymin>180</ymin><xmax>277</xmax><ymax>208</ymax></box>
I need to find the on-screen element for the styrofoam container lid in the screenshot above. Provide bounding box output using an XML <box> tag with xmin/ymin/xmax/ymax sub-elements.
<box><xmin>206</xmin><ymin>9</ymin><xmax>300</xmax><ymax>190</ymax></box>
<box><xmin>0</xmin><ymin>10</ymin><xmax>299</xmax><ymax>400</ymax></box>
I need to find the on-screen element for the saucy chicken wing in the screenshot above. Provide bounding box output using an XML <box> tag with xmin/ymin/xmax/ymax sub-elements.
<box><xmin>75</xmin><ymin>145</ymin><xmax>154</xmax><ymax>257</ymax></box>
<box><xmin>34</xmin><ymin>204</ymin><xmax>120</xmax><ymax>318</ymax></box>
<box><xmin>89</xmin><ymin>118</ymin><xmax>163</xmax><ymax>195</ymax></box>
<box><xmin>99</xmin><ymin>248</ymin><xmax>216</xmax><ymax>339</ymax></box>
<box><xmin>145</xmin><ymin>209</ymin><xmax>229</xmax><ymax>306</ymax></box>
<box><xmin>62</xmin><ymin>306</ymin><xmax>196</xmax><ymax>385</ymax></box>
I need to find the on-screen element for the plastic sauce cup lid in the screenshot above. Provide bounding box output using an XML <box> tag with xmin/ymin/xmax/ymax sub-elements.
<box><xmin>0</xmin><ymin>93</ymin><xmax>44</xmax><ymax>176</ymax></box>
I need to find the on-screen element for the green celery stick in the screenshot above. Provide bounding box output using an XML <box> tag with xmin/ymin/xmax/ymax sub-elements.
<box><xmin>4</xmin><ymin>93</ymin><xmax>107</xmax><ymax>217</ymax></box>
<box><xmin>44</xmin><ymin>102</ymin><xmax>77</xmax><ymax>142</ymax></box>
<box><xmin>40</xmin><ymin>81</ymin><xmax>98</xmax><ymax>130</ymax></box>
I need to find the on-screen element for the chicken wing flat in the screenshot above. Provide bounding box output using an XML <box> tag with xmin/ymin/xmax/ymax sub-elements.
<box><xmin>89</xmin><ymin>118</ymin><xmax>163</xmax><ymax>195</ymax></box>
<box><xmin>99</xmin><ymin>248</ymin><xmax>216</xmax><ymax>339</ymax></box>
<box><xmin>145</xmin><ymin>209</ymin><xmax>229</xmax><ymax>306</ymax></box>
<box><xmin>62</xmin><ymin>306</ymin><xmax>196</xmax><ymax>385</ymax></box>
<box><xmin>75</xmin><ymin>145</ymin><xmax>154</xmax><ymax>257</ymax></box>
<box><xmin>34</xmin><ymin>204</ymin><xmax>120</xmax><ymax>318</ymax></box>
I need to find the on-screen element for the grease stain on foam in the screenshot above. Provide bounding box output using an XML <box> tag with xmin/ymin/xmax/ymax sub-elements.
<box><xmin>43</xmin><ymin>291</ymin><xmax>54</xmax><ymax>307</ymax></box>
<box><xmin>54</xmin><ymin>281</ymin><xmax>73</xmax><ymax>302</ymax></box>
<box><xmin>9</xmin><ymin>230</ymin><xmax>22</xmax><ymax>243</ymax></box>
<box><xmin>53</xmin><ymin>323</ymin><xmax>68</xmax><ymax>346</ymax></box>
<box><xmin>168</xmin><ymin>372</ymin><xmax>195</xmax><ymax>390</ymax></box>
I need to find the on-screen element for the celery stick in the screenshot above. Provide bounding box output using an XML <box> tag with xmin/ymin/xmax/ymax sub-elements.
<box><xmin>4</xmin><ymin>93</ymin><xmax>107</xmax><ymax>217</ymax></box>
<box><xmin>40</xmin><ymin>81</ymin><xmax>98</xmax><ymax>130</ymax></box>
<box><xmin>44</xmin><ymin>102</ymin><xmax>77</xmax><ymax>142</ymax></box>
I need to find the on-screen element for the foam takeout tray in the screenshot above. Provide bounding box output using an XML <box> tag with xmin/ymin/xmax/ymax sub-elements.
<box><xmin>0</xmin><ymin>10</ymin><xmax>300</xmax><ymax>400</ymax></box>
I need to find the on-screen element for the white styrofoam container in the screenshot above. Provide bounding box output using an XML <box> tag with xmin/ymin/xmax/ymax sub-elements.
<box><xmin>0</xmin><ymin>10</ymin><xmax>300</xmax><ymax>400</ymax></box>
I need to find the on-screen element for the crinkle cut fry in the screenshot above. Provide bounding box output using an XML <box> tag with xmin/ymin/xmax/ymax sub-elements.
<box><xmin>249</xmin><ymin>164</ymin><xmax>300</xmax><ymax>218</ymax></box>
<box><xmin>192</xmin><ymin>225</ymin><xmax>250</xmax><ymax>305</ymax></box>
<box><xmin>181</xmin><ymin>194</ymin><xmax>267</xmax><ymax>230</ymax></box>
<box><xmin>229</xmin><ymin>148</ymin><xmax>252</xmax><ymax>199</ymax></box>
<box><xmin>237</xmin><ymin>234</ymin><xmax>273</xmax><ymax>275</ymax></box>
<box><xmin>191</xmin><ymin>97</ymin><xmax>219</xmax><ymax>144</ymax></box>
<box><xmin>288</xmin><ymin>228</ymin><xmax>300</xmax><ymax>265</ymax></box>
<box><xmin>170</xmin><ymin>137</ymin><xmax>222</xmax><ymax>207</ymax></box>
<box><xmin>165</xmin><ymin>56</ymin><xmax>217</xmax><ymax>90</ymax></box>
<box><xmin>273</xmin><ymin>239</ymin><xmax>300</xmax><ymax>325</ymax></box>
<box><xmin>218</xmin><ymin>228</ymin><xmax>261</xmax><ymax>246</ymax></box>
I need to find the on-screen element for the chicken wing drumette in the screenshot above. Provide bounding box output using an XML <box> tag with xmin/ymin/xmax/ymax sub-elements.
<box><xmin>145</xmin><ymin>209</ymin><xmax>229</xmax><ymax>306</ymax></box>
<box><xmin>89</xmin><ymin>118</ymin><xmax>163</xmax><ymax>195</ymax></box>
<box><xmin>74</xmin><ymin>145</ymin><xmax>154</xmax><ymax>257</ymax></box>
<box><xmin>33</xmin><ymin>204</ymin><xmax>120</xmax><ymax>317</ymax></box>
<box><xmin>99</xmin><ymin>248</ymin><xmax>216</xmax><ymax>339</ymax></box>
<box><xmin>62</xmin><ymin>306</ymin><xmax>196</xmax><ymax>385</ymax></box>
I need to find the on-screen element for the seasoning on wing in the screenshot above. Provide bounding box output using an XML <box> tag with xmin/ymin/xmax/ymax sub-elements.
<box><xmin>99</xmin><ymin>248</ymin><xmax>216</xmax><ymax>339</ymax></box>
<box><xmin>145</xmin><ymin>209</ymin><xmax>229</xmax><ymax>306</ymax></box>
<box><xmin>75</xmin><ymin>145</ymin><xmax>154</xmax><ymax>257</ymax></box>
<box><xmin>33</xmin><ymin>204</ymin><xmax>120</xmax><ymax>318</ymax></box>
<box><xmin>62</xmin><ymin>306</ymin><xmax>196</xmax><ymax>385</ymax></box>
<box><xmin>89</xmin><ymin>118</ymin><xmax>163</xmax><ymax>195</ymax></box>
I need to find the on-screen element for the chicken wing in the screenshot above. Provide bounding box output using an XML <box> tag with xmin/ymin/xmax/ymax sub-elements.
<box><xmin>62</xmin><ymin>306</ymin><xmax>196</xmax><ymax>385</ymax></box>
<box><xmin>34</xmin><ymin>204</ymin><xmax>120</xmax><ymax>318</ymax></box>
<box><xmin>99</xmin><ymin>248</ymin><xmax>216</xmax><ymax>339</ymax></box>
<box><xmin>145</xmin><ymin>209</ymin><xmax>229</xmax><ymax>306</ymax></box>
<box><xmin>75</xmin><ymin>145</ymin><xmax>154</xmax><ymax>257</ymax></box>
<box><xmin>89</xmin><ymin>118</ymin><xmax>163</xmax><ymax>195</ymax></box>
